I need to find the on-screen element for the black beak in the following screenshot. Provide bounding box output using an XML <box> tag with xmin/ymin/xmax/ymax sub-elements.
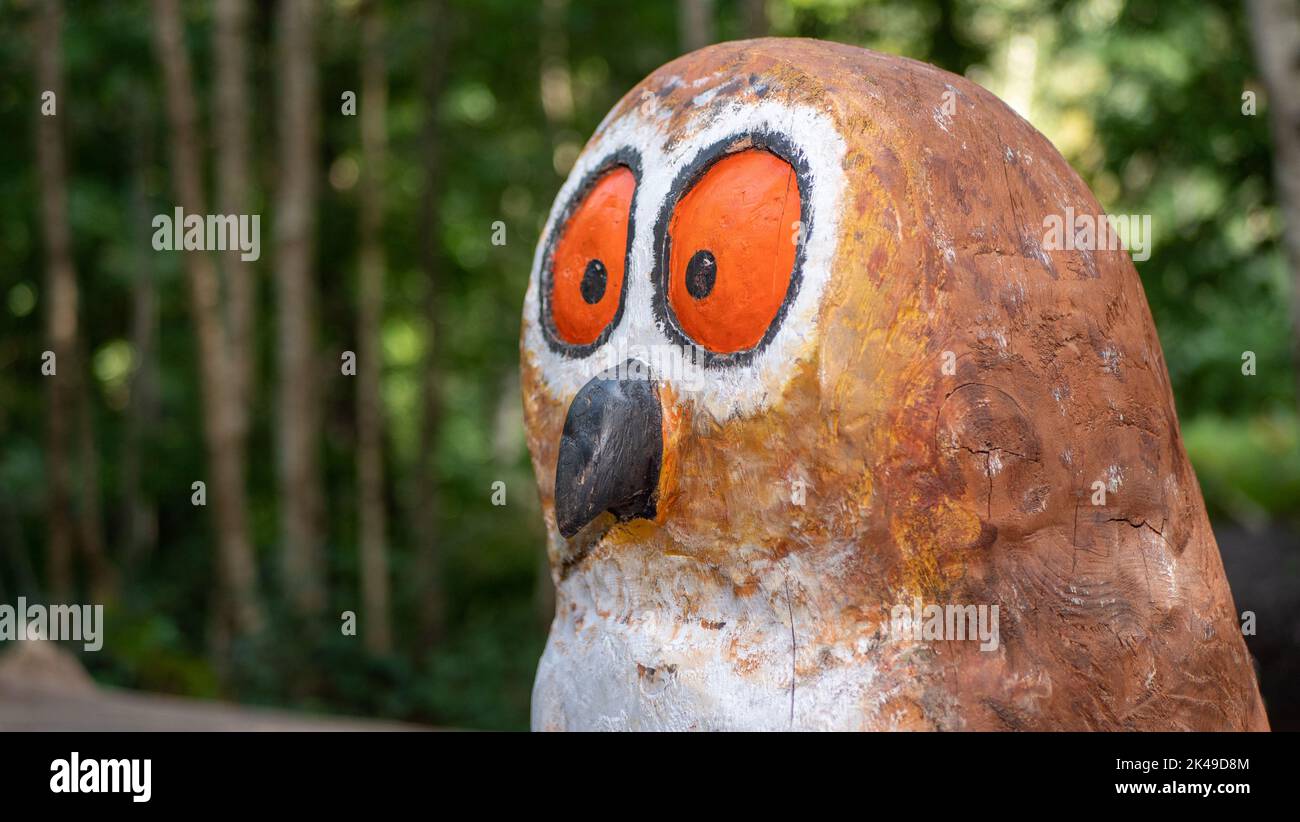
<box><xmin>554</xmin><ymin>360</ymin><xmax>663</xmax><ymax>538</ymax></box>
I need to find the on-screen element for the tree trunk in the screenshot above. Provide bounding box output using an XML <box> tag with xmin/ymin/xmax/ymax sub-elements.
<box><xmin>742</xmin><ymin>0</ymin><xmax>767</xmax><ymax>39</ymax></box>
<box><xmin>33</xmin><ymin>0</ymin><xmax>77</xmax><ymax>600</ymax></box>
<box><xmin>74</xmin><ymin>367</ymin><xmax>113</xmax><ymax>600</ymax></box>
<box><xmin>123</xmin><ymin>90</ymin><xmax>159</xmax><ymax>565</ymax></box>
<box><xmin>274</xmin><ymin>0</ymin><xmax>327</xmax><ymax>618</ymax></box>
<box><xmin>34</xmin><ymin>0</ymin><xmax>111</xmax><ymax>601</ymax></box>
<box><xmin>1246</xmin><ymin>0</ymin><xmax>1300</xmax><ymax>409</ymax></box>
<box><xmin>676</xmin><ymin>0</ymin><xmax>715</xmax><ymax>54</ymax></box>
<box><xmin>411</xmin><ymin>0</ymin><xmax>452</xmax><ymax>647</ymax></box>
<box><xmin>151</xmin><ymin>0</ymin><xmax>263</xmax><ymax>637</ymax></box>
<box><xmin>0</xmin><ymin>492</ymin><xmax>38</xmax><ymax>600</ymax></box>
<box><xmin>357</xmin><ymin>0</ymin><xmax>391</xmax><ymax>654</ymax></box>
<box><xmin>214</xmin><ymin>0</ymin><xmax>256</xmax><ymax>441</ymax></box>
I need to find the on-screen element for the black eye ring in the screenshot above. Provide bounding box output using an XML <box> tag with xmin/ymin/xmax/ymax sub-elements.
<box><xmin>538</xmin><ymin>148</ymin><xmax>642</xmax><ymax>358</ymax></box>
<box><xmin>649</xmin><ymin>131</ymin><xmax>813</xmax><ymax>368</ymax></box>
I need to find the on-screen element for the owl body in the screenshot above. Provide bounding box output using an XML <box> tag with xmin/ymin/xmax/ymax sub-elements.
<box><xmin>521</xmin><ymin>39</ymin><xmax>1268</xmax><ymax>730</ymax></box>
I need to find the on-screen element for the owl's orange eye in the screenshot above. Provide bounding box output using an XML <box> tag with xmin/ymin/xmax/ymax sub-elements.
<box><xmin>549</xmin><ymin>166</ymin><xmax>635</xmax><ymax>347</ymax></box>
<box><xmin>666</xmin><ymin>149</ymin><xmax>801</xmax><ymax>355</ymax></box>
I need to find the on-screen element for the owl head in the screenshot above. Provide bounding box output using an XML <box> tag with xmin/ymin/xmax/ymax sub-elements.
<box><xmin>521</xmin><ymin>40</ymin><xmax>1265</xmax><ymax>730</ymax></box>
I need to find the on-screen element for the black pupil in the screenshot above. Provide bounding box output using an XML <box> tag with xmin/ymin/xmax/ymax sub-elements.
<box><xmin>685</xmin><ymin>249</ymin><xmax>716</xmax><ymax>299</ymax></box>
<box><xmin>580</xmin><ymin>259</ymin><xmax>607</xmax><ymax>304</ymax></box>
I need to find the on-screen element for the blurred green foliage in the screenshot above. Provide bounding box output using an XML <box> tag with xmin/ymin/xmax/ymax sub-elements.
<box><xmin>1185</xmin><ymin>414</ymin><xmax>1300</xmax><ymax>527</ymax></box>
<box><xmin>0</xmin><ymin>0</ymin><xmax>1295</xmax><ymax>729</ymax></box>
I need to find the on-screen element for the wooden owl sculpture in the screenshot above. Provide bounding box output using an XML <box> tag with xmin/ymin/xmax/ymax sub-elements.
<box><xmin>520</xmin><ymin>39</ymin><xmax>1268</xmax><ymax>731</ymax></box>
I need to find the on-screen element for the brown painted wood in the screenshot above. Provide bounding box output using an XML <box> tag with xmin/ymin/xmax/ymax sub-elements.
<box><xmin>523</xmin><ymin>39</ymin><xmax>1268</xmax><ymax>730</ymax></box>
